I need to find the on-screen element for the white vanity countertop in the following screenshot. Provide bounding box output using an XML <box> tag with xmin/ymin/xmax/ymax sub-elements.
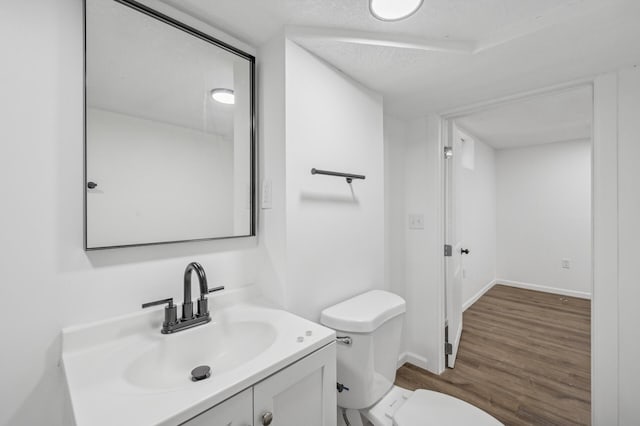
<box><xmin>61</xmin><ymin>292</ymin><xmax>335</xmax><ymax>426</ymax></box>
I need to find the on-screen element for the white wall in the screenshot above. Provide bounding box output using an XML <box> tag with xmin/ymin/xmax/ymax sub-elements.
<box><xmin>0</xmin><ymin>2</ymin><xmax>261</xmax><ymax>425</ymax></box>
<box><xmin>384</xmin><ymin>115</ymin><xmax>409</xmax><ymax>356</ymax></box>
<box><xmin>257</xmin><ymin>37</ymin><xmax>387</xmax><ymax>322</ymax></box>
<box><xmin>458</xmin><ymin>132</ymin><xmax>497</xmax><ymax>308</ymax></box>
<box><xmin>87</xmin><ymin>108</ymin><xmax>235</xmax><ymax>247</ymax></box>
<box><xmin>257</xmin><ymin>32</ymin><xmax>288</xmax><ymax>309</ymax></box>
<box><xmin>495</xmin><ymin>140</ymin><xmax>592</xmax><ymax>298</ymax></box>
<box><xmin>283</xmin><ymin>40</ymin><xmax>386</xmax><ymax>320</ymax></box>
<box><xmin>617</xmin><ymin>66</ymin><xmax>640</xmax><ymax>425</ymax></box>
<box><xmin>400</xmin><ymin>116</ymin><xmax>445</xmax><ymax>373</ymax></box>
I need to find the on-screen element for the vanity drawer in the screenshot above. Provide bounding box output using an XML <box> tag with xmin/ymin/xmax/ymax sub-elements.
<box><xmin>182</xmin><ymin>388</ymin><xmax>252</xmax><ymax>426</ymax></box>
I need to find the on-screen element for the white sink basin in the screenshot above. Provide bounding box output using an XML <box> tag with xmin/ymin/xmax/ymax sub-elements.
<box><xmin>124</xmin><ymin>320</ymin><xmax>277</xmax><ymax>391</ymax></box>
<box><xmin>62</xmin><ymin>292</ymin><xmax>335</xmax><ymax>426</ymax></box>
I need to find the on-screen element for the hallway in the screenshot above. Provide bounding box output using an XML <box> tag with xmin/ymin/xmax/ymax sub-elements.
<box><xmin>396</xmin><ymin>285</ymin><xmax>591</xmax><ymax>425</ymax></box>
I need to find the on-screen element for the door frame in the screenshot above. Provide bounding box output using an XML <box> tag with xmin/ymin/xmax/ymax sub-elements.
<box><xmin>436</xmin><ymin>74</ymin><xmax>620</xmax><ymax>425</ymax></box>
<box><xmin>443</xmin><ymin>120</ymin><xmax>465</xmax><ymax>368</ymax></box>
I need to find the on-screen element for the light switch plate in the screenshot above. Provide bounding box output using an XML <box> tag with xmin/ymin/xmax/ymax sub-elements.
<box><xmin>409</xmin><ymin>214</ymin><xmax>424</xmax><ymax>230</ymax></box>
<box><xmin>561</xmin><ymin>258</ymin><xmax>571</xmax><ymax>269</ymax></box>
<box><xmin>261</xmin><ymin>179</ymin><xmax>272</xmax><ymax>209</ymax></box>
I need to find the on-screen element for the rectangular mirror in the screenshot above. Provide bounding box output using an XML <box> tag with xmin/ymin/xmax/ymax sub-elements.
<box><xmin>84</xmin><ymin>0</ymin><xmax>255</xmax><ymax>250</ymax></box>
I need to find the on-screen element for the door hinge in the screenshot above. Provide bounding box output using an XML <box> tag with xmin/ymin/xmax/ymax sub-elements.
<box><xmin>444</xmin><ymin>244</ymin><xmax>452</xmax><ymax>257</ymax></box>
<box><xmin>445</xmin><ymin>342</ymin><xmax>453</xmax><ymax>355</ymax></box>
<box><xmin>444</xmin><ymin>146</ymin><xmax>453</xmax><ymax>159</ymax></box>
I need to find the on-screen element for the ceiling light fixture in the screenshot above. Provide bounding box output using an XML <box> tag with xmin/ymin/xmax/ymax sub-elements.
<box><xmin>369</xmin><ymin>0</ymin><xmax>423</xmax><ymax>21</ymax></box>
<box><xmin>210</xmin><ymin>88</ymin><xmax>235</xmax><ymax>105</ymax></box>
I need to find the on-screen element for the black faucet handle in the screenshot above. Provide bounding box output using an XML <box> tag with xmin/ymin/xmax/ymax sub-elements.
<box><xmin>196</xmin><ymin>286</ymin><xmax>224</xmax><ymax>318</ymax></box>
<box><xmin>207</xmin><ymin>286</ymin><xmax>225</xmax><ymax>294</ymax></box>
<box><xmin>142</xmin><ymin>298</ymin><xmax>178</xmax><ymax>332</ymax></box>
<box><xmin>142</xmin><ymin>297</ymin><xmax>174</xmax><ymax>309</ymax></box>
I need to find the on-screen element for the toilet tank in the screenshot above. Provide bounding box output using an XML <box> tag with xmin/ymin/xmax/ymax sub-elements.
<box><xmin>320</xmin><ymin>290</ymin><xmax>406</xmax><ymax>409</ymax></box>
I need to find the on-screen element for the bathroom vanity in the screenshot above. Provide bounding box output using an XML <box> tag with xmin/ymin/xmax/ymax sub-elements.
<box><xmin>185</xmin><ymin>345</ymin><xmax>334</xmax><ymax>426</ymax></box>
<box><xmin>61</xmin><ymin>289</ymin><xmax>336</xmax><ymax>425</ymax></box>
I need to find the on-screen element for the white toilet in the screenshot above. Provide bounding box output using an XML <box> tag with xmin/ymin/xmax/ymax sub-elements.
<box><xmin>320</xmin><ymin>290</ymin><xmax>503</xmax><ymax>426</ymax></box>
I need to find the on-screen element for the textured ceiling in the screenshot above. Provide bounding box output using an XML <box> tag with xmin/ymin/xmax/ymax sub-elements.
<box><xmin>156</xmin><ymin>0</ymin><xmax>640</xmax><ymax>118</ymax></box>
<box><xmin>160</xmin><ymin>0</ymin><xmax>577</xmax><ymax>46</ymax></box>
<box><xmin>455</xmin><ymin>86</ymin><xmax>592</xmax><ymax>149</ymax></box>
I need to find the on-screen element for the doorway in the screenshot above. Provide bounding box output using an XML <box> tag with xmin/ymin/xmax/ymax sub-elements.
<box><xmin>441</xmin><ymin>84</ymin><xmax>594</xmax><ymax>421</ymax></box>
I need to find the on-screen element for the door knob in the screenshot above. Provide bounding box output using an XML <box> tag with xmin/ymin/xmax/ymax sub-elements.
<box><xmin>461</xmin><ymin>248</ymin><xmax>470</xmax><ymax>255</ymax></box>
<box><xmin>261</xmin><ymin>411</ymin><xmax>273</xmax><ymax>425</ymax></box>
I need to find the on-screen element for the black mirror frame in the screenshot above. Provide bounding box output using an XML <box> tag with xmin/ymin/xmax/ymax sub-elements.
<box><xmin>83</xmin><ymin>0</ymin><xmax>257</xmax><ymax>250</ymax></box>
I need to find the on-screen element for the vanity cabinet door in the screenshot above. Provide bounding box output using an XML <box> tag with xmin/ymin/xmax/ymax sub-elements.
<box><xmin>253</xmin><ymin>343</ymin><xmax>336</xmax><ymax>426</ymax></box>
<box><xmin>183</xmin><ymin>388</ymin><xmax>253</xmax><ymax>426</ymax></box>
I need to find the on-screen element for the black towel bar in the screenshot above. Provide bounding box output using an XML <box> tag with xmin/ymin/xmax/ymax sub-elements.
<box><xmin>310</xmin><ymin>168</ymin><xmax>366</xmax><ymax>184</ymax></box>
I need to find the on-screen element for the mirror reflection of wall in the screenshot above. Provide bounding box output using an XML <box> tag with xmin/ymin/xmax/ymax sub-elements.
<box><xmin>85</xmin><ymin>0</ymin><xmax>255</xmax><ymax>249</ymax></box>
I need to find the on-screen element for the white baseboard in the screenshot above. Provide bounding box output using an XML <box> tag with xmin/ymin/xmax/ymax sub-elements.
<box><xmin>397</xmin><ymin>352</ymin><xmax>407</xmax><ymax>369</ymax></box>
<box><xmin>497</xmin><ymin>279</ymin><xmax>592</xmax><ymax>299</ymax></box>
<box><xmin>462</xmin><ymin>279</ymin><xmax>497</xmax><ymax>311</ymax></box>
<box><xmin>397</xmin><ymin>351</ymin><xmax>429</xmax><ymax>371</ymax></box>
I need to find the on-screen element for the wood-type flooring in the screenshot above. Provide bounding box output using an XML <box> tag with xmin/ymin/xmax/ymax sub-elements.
<box><xmin>395</xmin><ymin>284</ymin><xmax>591</xmax><ymax>425</ymax></box>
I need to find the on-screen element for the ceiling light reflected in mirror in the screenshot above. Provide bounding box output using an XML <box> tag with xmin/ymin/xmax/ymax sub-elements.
<box><xmin>210</xmin><ymin>88</ymin><xmax>235</xmax><ymax>105</ymax></box>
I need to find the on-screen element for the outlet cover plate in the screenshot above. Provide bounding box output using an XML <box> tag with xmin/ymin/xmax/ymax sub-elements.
<box><xmin>409</xmin><ymin>214</ymin><xmax>424</xmax><ymax>230</ymax></box>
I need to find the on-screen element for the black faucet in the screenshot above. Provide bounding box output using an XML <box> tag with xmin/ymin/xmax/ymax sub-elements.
<box><xmin>142</xmin><ymin>262</ymin><xmax>225</xmax><ymax>334</ymax></box>
<box><xmin>182</xmin><ymin>262</ymin><xmax>209</xmax><ymax>320</ymax></box>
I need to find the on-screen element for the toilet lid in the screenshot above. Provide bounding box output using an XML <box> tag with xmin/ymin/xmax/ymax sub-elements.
<box><xmin>393</xmin><ymin>390</ymin><xmax>503</xmax><ymax>426</ymax></box>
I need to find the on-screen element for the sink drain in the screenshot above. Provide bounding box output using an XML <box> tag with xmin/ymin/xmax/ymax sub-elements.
<box><xmin>191</xmin><ymin>365</ymin><xmax>211</xmax><ymax>382</ymax></box>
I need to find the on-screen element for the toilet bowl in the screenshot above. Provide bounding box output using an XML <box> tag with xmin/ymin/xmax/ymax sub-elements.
<box><xmin>321</xmin><ymin>290</ymin><xmax>502</xmax><ymax>426</ymax></box>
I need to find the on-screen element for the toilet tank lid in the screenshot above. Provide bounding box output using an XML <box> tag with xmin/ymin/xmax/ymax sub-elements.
<box><xmin>320</xmin><ymin>290</ymin><xmax>406</xmax><ymax>333</ymax></box>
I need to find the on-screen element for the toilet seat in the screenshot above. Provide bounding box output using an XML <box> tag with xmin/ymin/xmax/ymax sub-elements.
<box><xmin>392</xmin><ymin>390</ymin><xmax>502</xmax><ymax>426</ymax></box>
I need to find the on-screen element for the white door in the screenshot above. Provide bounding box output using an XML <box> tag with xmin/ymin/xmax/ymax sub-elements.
<box><xmin>253</xmin><ymin>344</ymin><xmax>336</xmax><ymax>426</ymax></box>
<box><xmin>445</xmin><ymin>123</ymin><xmax>465</xmax><ymax>368</ymax></box>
